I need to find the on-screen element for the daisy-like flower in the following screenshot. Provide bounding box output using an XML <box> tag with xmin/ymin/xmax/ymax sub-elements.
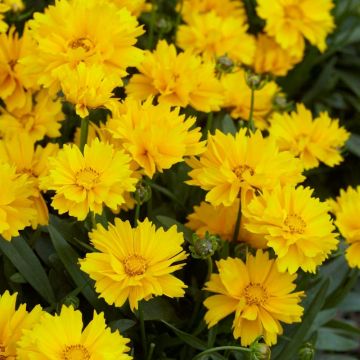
<box><xmin>80</xmin><ymin>218</ymin><xmax>188</xmax><ymax>310</ymax></box>
<box><xmin>111</xmin><ymin>0</ymin><xmax>150</xmax><ymax>16</ymax></box>
<box><xmin>177</xmin><ymin>12</ymin><xmax>255</xmax><ymax>65</ymax></box>
<box><xmin>221</xmin><ymin>69</ymin><xmax>279</xmax><ymax>129</ymax></box>
<box><xmin>23</xmin><ymin>0</ymin><xmax>144</xmax><ymax>91</ymax></box>
<box><xmin>0</xmin><ymin>89</ymin><xmax>63</xmax><ymax>141</ymax></box>
<box><xmin>107</xmin><ymin>97</ymin><xmax>205</xmax><ymax>178</ymax></box>
<box><xmin>253</xmin><ymin>34</ymin><xmax>303</xmax><ymax>76</ymax></box>
<box><xmin>180</xmin><ymin>0</ymin><xmax>246</xmax><ymax>23</ymax></box>
<box><xmin>257</xmin><ymin>0</ymin><xmax>335</xmax><ymax>57</ymax></box>
<box><xmin>332</xmin><ymin>186</ymin><xmax>360</xmax><ymax>268</ymax></box>
<box><xmin>41</xmin><ymin>138</ymin><xmax>137</xmax><ymax>221</ymax></box>
<box><xmin>244</xmin><ymin>185</ymin><xmax>338</xmax><ymax>273</ymax></box>
<box><xmin>204</xmin><ymin>250</ymin><xmax>304</xmax><ymax>346</ymax></box>
<box><xmin>187</xmin><ymin>129</ymin><xmax>304</xmax><ymax>207</ymax></box>
<box><xmin>58</xmin><ymin>62</ymin><xmax>120</xmax><ymax>118</ymax></box>
<box><xmin>0</xmin><ymin>291</ymin><xmax>42</xmax><ymax>359</ymax></box>
<box><xmin>0</xmin><ymin>162</ymin><xmax>36</xmax><ymax>240</ymax></box>
<box><xmin>126</xmin><ymin>40</ymin><xmax>223</xmax><ymax>112</ymax></box>
<box><xmin>186</xmin><ymin>200</ymin><xmax>267</xmax><ymax>249</ymax></box>
<box><xmin>0</xmin><ymin>133</ymin><xmax>58</xmax><ymax>229</ymax></box>
<box><xmin>18</xmin><ymin>305</ymin><xmax>132</xmax><ymax>360</ymax></box>
<box><xmin>269</xmin><ymin>103</ymin><xmax>350</xmax><ymax>170</ymax></box>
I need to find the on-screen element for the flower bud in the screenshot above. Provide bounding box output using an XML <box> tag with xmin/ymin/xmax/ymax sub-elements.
<box><xmin>216</xmin><ymin>55</ymin><xmax>235</xmax><ymax>75</ymax></box>
<box><xmin>190</xmin><ymin>232</ymin><xmax>220</xmax><ymax>259</ymax></box>
<box><xmin>273</xmin><ymin>93</ymin><xmax>293</xmax><ymax>112</ymax></box>
<box><xmin>298</xmin><ymin>342</ymin><xmax>315</xmax><ymax>360</ymax></box>
<box><xmin>156</xmin><ymin>17</ymin><xmax>173</xmax><ymax>34</ymax></box>
<box><xmin>245</xmin><ymin>70</ymin><xmax>268</xmax><ymax>91</ymax></box>
<box><xmin>249</xmin><ymin>340</ymin><xmax>271</xmax><ymax>360</ymax></box>
<box><xmin>132</xmin><ymin>181</ymin><xmax>152</xmax><ymax>205</ymax></box>
<box><xmin>62</xmin><ymin>295</ymin><xmax>80</xmax><ymax>310</ymax></box>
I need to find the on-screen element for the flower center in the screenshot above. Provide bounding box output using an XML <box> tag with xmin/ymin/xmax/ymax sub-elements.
<box><xmin>68</xmin><ymin>37</ymin><xmax>94</xmax><ymax>52</ymax></box>
<box><xmin>75</xmin><ymin>167</ymin><xmax>100</xmax><ymax>190</ymax></box>
<box><xmin>123</xmin><ymin>254</ymin><xmax>147</xmax><ymax>276</ymax></box>
<box><xmin>0</xmin><ymin>344</ymin><xmax>6</xmax><ymax>360</ymax></box>
<box><xmin>285</xmin><ymin>5</ymin><xmax>303</xmax><ymax>20</ymax></box>
<box><xmin>243</xmin><ymin>283</ymin><xmax>268</xmax><ymax>306</ymax></box>
<box><xmin>284</xmin><ymin>214</ymin><xmax>306</xmax><ymax>234</ymax></box>
<box><xmin>62</xmin><ymin>345</ymin><xmax>90</xmax><ymax>360</ymax></box>
<box><xmin>233</xmin><ymin>165</ymin><xmax>254</xmax><ymax>180</ymax></box>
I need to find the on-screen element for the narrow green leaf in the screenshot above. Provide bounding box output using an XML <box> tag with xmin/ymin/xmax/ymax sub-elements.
<box><xmin>140</xmin><ymin>297</ymin><xmax>179</xmax><ymax>322</ymax></box>
<box><xmin>346</xmin><ymin>133</ymin><xmax>360</xmax><ymax>158</ymax></box>
<box><xmin>316</xmin><ymin>328</ymin><xmax>359</xmax><ymax>351</ymax></box>
<box><xmin>275</xmin><ymin>279</ymin><xmax>330</xmax><ymax>360</ymax></box>
<box><xmin>326</xmin><ymin>319</ymin><xmax>360</xmax><ymax>336</ymax></box>
<box><xmin>109</xmin><ymin>319</ymin><xmax>137</xmax><ymax>333</ymax></box>
<box><xmin>0</xmin><ymin>235</ymin><xmax>56</xmax><ymax>304</ymax></box>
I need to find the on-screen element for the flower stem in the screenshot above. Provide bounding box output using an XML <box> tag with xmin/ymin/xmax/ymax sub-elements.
<box><xmin>193</xmin><ymin>346</ymin><xmax>251</xmax><ymax>360</ymax></box>
<box><xmin>134</xmin><ymin>191</ymin><xmax>141</xmax><ymax>226</ymax></box>
<box><xmin>146</xmin><ymin>343</ymin><xmax>155</xmax><ymax>360</ymax></box>
<box><xmin>247</xmin><ymin>87</ymin><xmax>255</xmax><ymax>134</ymax></box>
<box><xmin>138</xmin><ymin>302</ymin><xmax>148</xmax><ymax>358</ymax></box>
<box><xmin>205</xmin><ymin>112</ymin><xmax>214</xmax><ymax>137</ymax></box>
<box><xmin>147</xmin><ymin>0</ymin><xmax>157</xmax><ymax>49</ymax></box>
<box><xmin>232</xmin><ymin>195</ymin><xmax>242</xmax><ymax>243</ymax></box>
<box><xmin>206</xmin><ymin>257</ymin><xmax>213</xmax><ymax>282</ymax></box>
<box><xmin>79</xmin><ymin>116</ymin><xmax>89</xmax><ymax>153</ymax></box>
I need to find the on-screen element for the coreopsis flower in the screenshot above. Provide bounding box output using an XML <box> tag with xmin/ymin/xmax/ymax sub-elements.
<box><xmin>0</xmin><ymin>3</ymin><xmax>9</xmax><ymax>33</ymax></box>
<box><xmin>41</xmin><ymin>138</ymin><xmax>137</xmax><ymax>221</ymax></box>
<box><xmin>107</xmin><ymin>97</ymin><xmax>205</xmax><ymax>178</ymax></box>
<box><xmin>257</xmin><ymin>0</ymin><xmax>335</xmax><ymax>57</ymax></box>
<box><xmin>0</xmin><ymin>89</ymin><xmax>63</xmax><ymax>141</ymax></box>
<box><xmin>332</xmin><ymin>186</ymin><xmax>360</xmax><ymax>268</ymax></box>
<box><xmin>244</xmin><ymin>185</ymin><xmax>338</xmax><ymax>273</ymax></box>
<box><xmin>23</xmin><ymin>0</ymin><xmax>144</xmax><ymax>91</ymax></box>
<box><xmin>177</xmin><ymin>12</ymin><xmax>255</xmax><ymax>65</ymax></box>
<box><xmin>18</xmin><ymin>305</ymin><xmax>132</xmax><ymax>360</ymax></box>
<box><xmin>80</xmin><ymin>218</ymin><xmax>188</xmax><ymax>310</ymax></box>
<box><xmin>221</xmin><ymin>69</ymin><xmax>279</xmax><ymax>129</ymax></box>
<box><xmin>181</xmin><ymin>0</ymin><xmax>246</xmax><ymax>23</ymax></box>
<box><xmin>0</xmin><ymin>291</ymin><xmax>42</xmax><ymax>359</ymax></box>
<box><xmin>58</xmin><ymin>62</ymin><xmax>120</xmax><ymax>118</ymax></box>
<box><xmin>186</xmin><ymin>200</ymin><xmax>267</xmax><ymax>248</ymax></box>
<box><xmin>187</xmin><ymin>129</ymin><xmax>304</xmax><ymax>207</ymax></box>
<box><xmin>204</xmin><ymin>250</ymin><xmax>304</xmax><ymax>346</ymax></box>
<box><xmin>0</xmin><ymin>162</ymin><xmax>36</xmax><ymax>240</ymax></box>
<box><xmin>253</xmin><ymin>34</ymin><xmax>303</xmax><ymax>76</ymax></box>
<box><xmin>126</xmin><ymin>40</ymin><xmax>223</xmax><ymax>112</ymax></box>
<box><xmin>269</xmin><ymin>104</ymin><xmax>350</xmax><ymax>170</ymax></box>
<box><xmin>0</xmin><ymin>133</ymin><xmax>58</xmax><ymax>228</ymax></box>
<box><xmin>111</xmin><ymin>0</ymin><xmax>150</xmax><ymax>16</ymax></box>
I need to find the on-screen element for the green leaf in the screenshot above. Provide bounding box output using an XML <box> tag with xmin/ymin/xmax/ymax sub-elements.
<box><xmin>326</xmin><ymin>319</ymin><xmax>360</xmax><ymax>336</ymax></box>
<box><xmin>157</xmin><ymin>215</ymin><xmax>194</xmax><ymax>243</ymax></box>
<box><xmin>316</xmin><ymin>328</ymin><xmax>359</xmax><ymax>351</ymax></box>
<box><xmin>220</xmin><ymin>114</ymin><xmax>237</xmax><ymax>135</ymax></box>
<box><xmin>274</xmin><ymin>279</ymin><xmax>330</xmax><ymax>360</ymax></box>
<box><xmin>346</xmin><ymin>133</ymin><xmax>360</xmax><ymax>158</ymax></box>
<box><xmin>48</xmin><ymin>215</ymin><xmax>105</xmax><ymax>310</ymax></box>
<box><xmin>0</xmin><ymin>235</ymin><xmax>56</xmax><ymax>304</ymax></box>
<box><xmin>9</xmin><ymin>272</ymin><xmax>27</xmax><ymax>284</ymax></box>
<box><xmin>109</xmin><ymin>319</ymin><xmax>137</xmax><ymax>333</ymax></box>
<box><xmin>140</xmin><ymin>297</ymin><xmax>179</xmax><ymax>322</ymax></box>
<box><xmin>338</xmin><ymin>292</ymin><xmax>360</xmax><ymax>312</ymax></box>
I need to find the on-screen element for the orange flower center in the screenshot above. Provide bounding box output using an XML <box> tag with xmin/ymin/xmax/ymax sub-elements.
<box><xmin>0</xmin><ymin>344</ymin><xmax>7</xmax><ymax>360</ymax></box>
<box><xmin>285</xmin><ymin>5</ymin><xmax>303</xmax><ymax>20</ymax></box>
<box><xmin>243</xmin><ymin>283</ymin><xmax>268</xmax><ymax>306</ymax></box>
<box><xmin>284</xmin><ymin>214</ymin><xmax>306</xmax><ymax>234</ymax></box>
<box><xmin>62</xmin><ymin>344</ymin><xmax>90</xmax><ymax>360</ymax></box>
<box><xmin>123</xmin><ymin>254</ymin><xmax>147</xmax><ymax>276</ymax></box>
<box><xmin>68</xmin><ymin>37</ymin><xmax>94</xmax><ymax>52</ymax></box>
<box><xmin>75</xmin><ymin>167</ymin><xmax>100</xmax><ymax>190</ymax></box>
<box><xmin>233</xmin><ymin>165</ymin><xmax>254</xmax><ymax>180</ymax></box>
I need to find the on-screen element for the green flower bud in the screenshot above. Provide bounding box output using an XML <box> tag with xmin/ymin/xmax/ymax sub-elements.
<box><xmin>298</xmin><ymin>342</ymin><xmax>315</xmax><ymax>360</ymax></box>
<box><xmin>156</xmin><ymin>17</ymin><xmax>173</xmax><ymax>34</ymax></box>
<box><xmin>216</xmin><ymin>55</ymin><xmax>235</xmax><ymax>75</ymax></box>
<box><xmin>245</xmin><ymin>70</ymin><xmax>269</xmax><ymax>91</ymax></box>
<box><xmin>62</xmin><ymin>295</ymin><xmax>80</xmax><ymax>309</ymax></box>
<box><xmin>190</xmin><ymin>232</ymin><xmax>220</xmax><ymax>259</ymax></box>
<box><xmin>249</xmin><ymin>340</ymin><xmax>271</xmax><ymax>360</ymax></box>
<box><xmin>132</xmin><ymin>181</ymin><xmax>152</xmax><ymax>205</ymax></box>
<box><xmin>273</xmin><ymin>93</ymin><xmax>293</xmax><ymax>112</ymax></box>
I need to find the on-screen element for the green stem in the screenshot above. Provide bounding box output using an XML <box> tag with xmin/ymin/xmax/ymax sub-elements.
<box><xmin>174</xmin><ymin>0</ymin><xmax>183</xmax><ymax>38</ymax></box>
<box><xmin>134</xmin><ymin>191</ymin><xmax>141</xmax><ymax>226</ymax></box>
<box><xmin>193</xmin><ymin>346</ymin><xmax>251</xmax><ymax>360</ymax></box>
<box><xmin>90</xmin><ymin>212</ymin><xmax>97</xmax><ymax>229</ymax></box>
<box><xmin>204</xmin><ymin>112</ymin><xmax>214</xmax><ymax>137</ymax></box>
<box><xmin>138</xmin><ymin>302</ymin><xmax>148</xmax><ymax>358</ymax></box>
<box><xmin>79</xmin><ymin>116</ymin><xmax>89</xmax><ymax>153</ymax></box>
<box><xmin>206</xmin><ymin>257</ymin><xmax>213</xmax><ymax>282</ymax></box>
<box><xmin>247</xmin><ymin>87</ymin><xmax>255</xmax><ymax>134</ymax></box>
<box><xmin>232</xmin><ymin>195</ymin><xmax>242</xmax><ymax>243</ymax></box>
<box><xmin>146</xmin><ymin>343</ymin><xmax>155</xmax><ymax>360</ymax></box>
<box><xmin>148</xmin><ymin>0</ymin><xmax>157</xmax><ymax>49</ymax></box>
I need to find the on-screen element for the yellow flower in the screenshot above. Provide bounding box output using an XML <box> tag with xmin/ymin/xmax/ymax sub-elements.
<box><xmin>0</xmin><ymin>162</ymin><xmax>36</xmax><ymax>240</ymax></box>
<box><xmin>0</xmin><ymin>133</ymin><xmax>58</xmax><ymax>229</ymax></box>
<box><xmin>181</xmin><ymin>0</ymin><xmax>246</xmax><ymax>23</ymax></box>
<box><xmin>107</xmin><ymin>97</ymin><xmax>205</xmax><ymax>178</ymax></box>
<box><xmin>257</xmin><ymin>0</ymin><xmax>335</xmax><ymax>57</ymax></box>
<box><xmin>59</xmin><ymin>62</ymin><xmax>120</xmax><ymax>118</ymax></box>
<box><xmin>42</xmin><ymin>138</ymin><xmax>136</xmax><ymax>221</ymax></box>
<box><xmin>244</xmin><ymin>185</ymin><xmax>338</xmax><ymax>274</ymax></box>
<box><xmin>187</xmin><ymin>129</ymin><xmax>304</xmax><ymax>207</ymax></box>
<box><xmin>80</xmin><ymin>218</ymin><xmax>188</xmax><ymax>310</ymax></box>
<box><xmin>221</xmin><ymin>69</ymin><xmax>279</xmax><ymax>129</ymax></box>
<box><xmin>0</xmin><ymin>4</ymin><xmax>9</xmax><ymax>33</ymax></box>
<box><xmin>18</xmin><ymin>305</ymin><xmax>132</xmax><ymax>360</ymax></box>
<box><xmin>126</xmin><ymin>40</ymin><xmax>223</xmax><ymax>112</ymax></box>
<box><xmin>0</xmin><ymin>89</ymin><xmax>63</xmax><ymax>141</ymax></box>
<box><xmin>269</xmin><ymin>103</ymin><xmax>350</xmax><ymax>170</ymax></box>
<box><xmin>204</xmin><ymin>250</ymin><xmax>304</xmax><ymax>346</ymax></box>
<box><xmin>4</xmin><ymin>0</ymin><xmax>25</xmax><ymax>12</ymax></box>
<box><xmin>333</xmin><ymin>186</ymin><xmax>360</xmax><ymax>268</ymax></box>
<box><xmin>0</xmin><ymin>291</ymin><xmax>42</xmax><ymax>359</ymax></box>
<box><xmin>177</xmin><ymin>12</ymin><xmax>255</xmax><ymax>65</ymax></box>
<box><xmin>111</xmin><ymin>0</ymin><xmax>150</xmax><ymax>16</ymax></box>
<box><xmin>23</xmin><ymin>0</ymin><xmax>144</xmax><ymax>91</ymax></box>
<box><xmin>253</xmin><ymin>34</ymin><xmax>303</xmax><ymax>76</ymax></box>
<box><xmin>186</xmin><ymin>200</ymin><xmax>267</xmax><ymax>248</ymax></box>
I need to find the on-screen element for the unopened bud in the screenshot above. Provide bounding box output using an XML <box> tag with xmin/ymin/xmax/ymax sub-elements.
<box><xmin>245</xmin><ymin>70</ymin><xmax>268</xmax><ymax>91</ymax></box>
<box><xmin>216</xmin><ymin>55</ymin><xmax>235</xmax><ymax>75</ymax></box>
<box><xmin>298</xmin><ymin>342</ymin><xmax>315</xmax><ymax>360</ymax></box>
<box><xmin>249</xmin><ymin>341</ymin><xmax>271</xmax><ymax>360</ymax></box>
<box><xmin>132</xmin><ymin>181</ymin><xmax>152</xmax><ymax>205</ymax></box>
<box><xmin>156</xmin><ymin>17</ymin><xmax>173</xmax><ymax>34</ymax></box>
<box><xmin>190</xmin><ymin>232</ymin><xmax>220</xmax><ymax>259</ymax></box>
<box><xmin>273</xmin><ymin>93</ymin><xmax>293</xmax><ymax>112</ymax></box>
<box><xmin>62</xmin><ymin>295</ymin><xmax>80</xmax><ymax>309</ymax></box>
